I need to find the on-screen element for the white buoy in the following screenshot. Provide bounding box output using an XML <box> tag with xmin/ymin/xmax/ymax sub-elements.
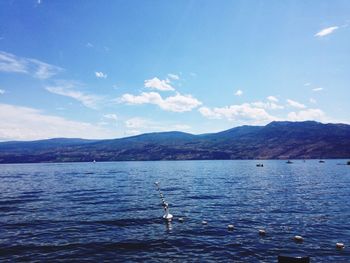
<box><xmin>178</xmin><ymin>217</ymin><xmax>184</xmax><ymax>222</ymax></box>
<box><xmin>259</xmin><ymin>229</ymin><xmax>266</xmax><ymax>236</ymax></box>
<box><xmin>294</xmin><ymin>235</ymin><xmax>304</xmax><ymax>242</ymax></box>
<box><xmin>336</xmin><ymin>242</ymin><xmax>345</xmax><ymax>249</ymax></box>
<box><xmin>162</xmin><ymin>202</ymin><xmax>173</xmax><ymax>221</ymax></box>
<box><xmin>202</xmin><ymin>220</ymin><xmax>208</xmax><ymax>225</ymax></box>
<box><xmin>228</xmin><ymin>224</ymin><xmax>234</xmax><ymax>230</ymax></box>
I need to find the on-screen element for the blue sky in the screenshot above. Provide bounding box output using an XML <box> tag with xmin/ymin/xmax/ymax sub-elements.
<box><xmin>0</xmin><ymin>0</ymin><xmax>349</xmax><ymax>140</ymax></box>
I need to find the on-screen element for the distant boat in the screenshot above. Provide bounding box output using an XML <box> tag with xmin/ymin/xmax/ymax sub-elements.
<box><xmin>286</xmin><ymin>160</ymin><xmax>293</xmax><ymax>164</ymax></box>
<box><xmin>347</xmin><ymin>161</ymin><xmax>350</xmax><ymax>165</ymax></box>
<box><xmin>319</xmin><ymin>160</ymin><xmax>325</xmax><ymax>163</ymax></box>
<box><xmin>256</xmin><ymin>163</ymin><xmax>264</xmax><ymax>167</ymax></box>
<box><xmin>93</xmin><ymin>160</ymin><xmax>96</xmax><ymax>163</ymax></box>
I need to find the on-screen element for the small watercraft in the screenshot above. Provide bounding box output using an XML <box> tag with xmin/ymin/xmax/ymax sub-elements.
<box><xmin>286</xmin><ymin>160</ymin><xmax>293</xmax><ymax>164</ymax></box>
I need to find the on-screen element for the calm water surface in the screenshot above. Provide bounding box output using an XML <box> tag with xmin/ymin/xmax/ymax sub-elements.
<box><xmin>0</xmin><ymin>160</ymin><xmax>349</xmax><ymax>262</ymax></box>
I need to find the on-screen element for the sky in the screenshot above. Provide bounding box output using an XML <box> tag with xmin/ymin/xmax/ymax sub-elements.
<box><xmin>0</xmin><ymin>0</ymin><xmax>349</xmax><ymax>141</ymax></box>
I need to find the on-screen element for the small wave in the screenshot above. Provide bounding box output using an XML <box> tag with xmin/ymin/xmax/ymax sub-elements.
<box><xmin>187</xmin><ymin>195</ymin><xmax>223</xmax><ymax>200</ymax></box>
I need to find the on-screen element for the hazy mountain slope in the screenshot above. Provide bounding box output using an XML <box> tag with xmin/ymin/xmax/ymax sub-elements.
<box><xmin>0</xmin><ymin>121</ymin><xmax>349</xmax><ymax>163</ymax></box>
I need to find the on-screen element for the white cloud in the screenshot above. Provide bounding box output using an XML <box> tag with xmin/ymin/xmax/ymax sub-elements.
<box><xmin>267</xmin><ymin>96</ymin><xmax>278</xmax><ymax>102</ymax></box>
<box><xmin>120</xmin><ymin>91</ymin><xmax>202</xmax><ymax>112</ymax></box>
<box><xmin>0</xmin><ymin>103</ymin><xmax>117</xmax><ymax>141</ymax></box>
<box><xmin>304</xmin><ymin>83</ymin><xmax>311</xmax><ymax>86</ymax></box>
<box><xmin>251</xmin><ymin>101</ymin><xmax>284</xmax><ymax>110</ymax></box>
<box><xmin>0</xmin><ymin>89</ymin><xmax>5</xmax><ymax>94</ymax></box>
<box><xmin>235</xmin><ymin>89</ymin><xmax>243</xmax><ymax>96</ymax></box>
<box><xmin>315</xmin><ymin>26</ymin><xmax>338</xmax><ymax>37</ymax></box>
<box><xmin>86</xmin><ymin>42</ymin><xmax>94</xmax><ymax>48</ymax></box>
<box><xmin>288</xmin><ymin>109</ymin><xmax>326</xmax><ymax>122</ymax></box>
<box><xmin>309</xmin><ymin>98</ymin><xmax>317</xmax><ymax>104</ymax></box>
<box><xmin>29</xmin><ymin>59</ymin><xmax>62</xmax><ymax>79</ymax></box>
<box><xmin>125</xmin><ymin>117</ymin><xmax>148</xmax><ymax>129</ymax></box>
<box><xmin>198</xmin><ymin>103</ymin><xmax>276</xmax><ymax>123</ymax></box>
<box><xmin>144</xmin><ymin>77</ymin><xmax>174</xmax><ymax>91</ymax></box>
<box><xmin>286</xmin><ymin>99</ymin><xmax>306</xmax><ymax>109</ymax></box>
<box><xmin>167</xmin><ymin>73</ymin><xmax>180</xmax><ymax>80</ymax></box>
<box><xmin>0</xmin><ymin>51</ymin><xmax>62</xmax><ymax>79</ymax></box>
<box><xmin>45</xmin><ymin>81</ymin><xmax>101</xmax><ymax>109</ymax></box>
<box><xmin>103</xmin><ymin>113</ymin><xmax>118</xmax><ymax>121</ymax></box>
<box><xmin>312</xmin><ymin>87</ymin><xmax>323</xmax><ymax>92</ymax></box>
<box><xmin>95</xmin><ymin>71</ymin><xmax>107</xmax><ymax>79</ymax></box>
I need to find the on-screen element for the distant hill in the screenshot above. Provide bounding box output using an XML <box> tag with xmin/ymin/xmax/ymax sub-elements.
<box><xmin>0</xmin><ymin>121</ymin><xmax>349</xmax><ymax>163</ymax></box>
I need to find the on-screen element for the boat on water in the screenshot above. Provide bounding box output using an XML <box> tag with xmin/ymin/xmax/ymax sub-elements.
<box><xmin>319</xmin><ymin>160</ymin><xmax>325</xmax><ymax>163</ymax></box>
<box><xmin>286</xmin><ymin>160</ymin><xmax>293</xmax><ymax>164</ymax></box>
<box><xmin>256</xmin><ymin>163</ymin><xmax>264</xmax><ymax>167</ymax></box>
<box><xmin>347</xmin><ymin>161</ymin><xmax>350</xmax><ymax>165</ymax></box>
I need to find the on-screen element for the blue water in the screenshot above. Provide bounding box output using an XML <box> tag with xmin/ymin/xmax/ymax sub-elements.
<box><xmin>0</xmin><ymin>160</ymin><xmax>349</xmax><ymax>262</ymax></box>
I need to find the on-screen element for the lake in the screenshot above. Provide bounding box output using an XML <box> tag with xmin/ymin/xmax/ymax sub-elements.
<box><xmin>0</xmin><ymin>160</ymin><xmax>349</xmax><ymax>262</ymax></box>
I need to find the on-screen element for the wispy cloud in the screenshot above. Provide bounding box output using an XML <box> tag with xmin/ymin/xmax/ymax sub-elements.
<box><xmin>95</xmin><ymin>71</ymin><xmax>107</xmax><ymax>79</ymax></box>
<box><xmin>304</xmin><ymin>83</ymin><xmax>311</xmax><ymax>87</ymax></box>
<box><xmin>103</xmin><ymin>113</ymin><xmax>118</xmax><ymax>121</ymax></box>
<box><xmin>198</xmin><ymin>103</ymin><xmax>276</xmax><ymax>124</ymax></box>
<box><xmin>235</xmin><ymin>89</ymin><xmax>243</xmax><ymax>96</ymax></box>
<box><xmin>267</xmin><ymin>96</ymin><xmax>278</xmax><ymax>102</ymax></box>
<box><xmin>286</xmin><ymin>99</ymin><xmax>306</xmax><ymax>109</ymax></box>
<box><xmin>288</xmin><ymin>109</ymin><xmax>325</xmax><ymax>122</ymax></box>
<box><xmin>315</xmin><ymin>26</ymin><xmax>338</xmax><ymax>37</ymax></box>
<box><xmin>86</xmin><ymin>42</ymin><xmax>94</xmax><ymax>48</ymax></box>
<box><xmin>167</xmin><ymin>73</ymin><xmax>180</xmax><ymax>80</ymax></box>
<box><xmin>251</xmin><ymin>101</ymin><xmax>284</xmax><ymax>110</ymax></box>
<box><xmin>0</xmin><ymin>51</ymin><xmax>62</xmax><ymax>79</ymax></box>
<box><xmin>0</xmin><ymin>89</ymin><xmax>5</xmax><ymax>95</ymax></box>
<box><xmin>0</xmin><ymin>103</ymin><xmax>117</xmax><ymax>141</ymax></box>
<box><xmin>120</xmin><ymin>91</ymin><xmax>202</xmax><ymax>112</ymax></box>
<box><xmin>309</xmin><ymin>98</ymin><xmax>317</xmax><ymax>104</ymax></box>
<box><xmin>125</xmin><ymin>117</ymin><xmax>148</xmax><ymax>129</ymax></box>
<box><xmin>144</xmin><ymin>77</ymin><xmax>174</xmax><ymax>91</ymax></box>
<box><xmin>45</xmin><ymin>81</ymin><xmax>101</xmax><ymax>109</ymax></box>
<box><xmin>312</xmin><ymin>87</ymin><xmax>323</xmax><ymax>92</ymax></box>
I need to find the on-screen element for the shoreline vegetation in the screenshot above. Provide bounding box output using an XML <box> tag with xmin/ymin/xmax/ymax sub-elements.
<box><xmin>0</xmin><ymin>121</ymin><xmax>350</xmax><ymax>164</ymax></box>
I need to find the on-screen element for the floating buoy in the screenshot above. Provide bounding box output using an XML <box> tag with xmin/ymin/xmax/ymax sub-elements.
<box><xmin>258</xmin><ymin>229</ymin><xmax>266</xmax><ymax>236</ymax></box>
<box><xmin>336</xmin><ymin>242</ymin><xmax>345</xmax><ymax>249</ymax></box>
<box><xmin>294</xmin><ymin>235</ymin><xmax>304</xmax><ymax>242</ymax></box>
<box><xmin>228</xmin><ymin>224</ymin><xmax>234</xmax><ymax>230</ymax></box>
<box><xmin>155</xmin><ymin>181</ymin><xmax>159</xmax><ymax>186</ymax></box>
<box><xmin>161</xmin><ymin>202</ymin><xmax>173</xmax><ymax>221</ymax></box>
<box><xmin>278</xmin><ymin>254</ymin><xmax>310</xmax><ymax>263</ymax></box>
<box><xmin>202</xmin><ymin>220</ymin><xmax>208</xmax><ymax>225</ymax></box>
<box><xmin>178</xmin><ymin>217</ymin><xmax>184</xmax><ymax>223</ymax></box>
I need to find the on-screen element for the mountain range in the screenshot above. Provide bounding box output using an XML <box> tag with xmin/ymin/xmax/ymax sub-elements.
<box><xmin>0</xmin><ymin>121</ymin><xmax>350</xmax><ymax>163</ymax></box>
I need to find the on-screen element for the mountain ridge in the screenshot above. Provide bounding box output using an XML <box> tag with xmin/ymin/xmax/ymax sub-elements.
<box><xmin>0</xmin><ymin>121</ymin><xmax>349</xmax><ymax>163</ymax></box>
